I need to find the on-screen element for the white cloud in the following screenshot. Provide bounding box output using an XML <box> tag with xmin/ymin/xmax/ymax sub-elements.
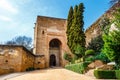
<box><xmin>0</xmin><ymin>15</ymin><xmax>12</xmax><ymax>22</ymax></box>
<box><xmin>0</xmin><ymin>0</ymin><xmax>18</xmax><ymax>14</ymax></box>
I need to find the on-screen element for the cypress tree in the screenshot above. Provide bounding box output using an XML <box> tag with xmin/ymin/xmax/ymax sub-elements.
<box><xmin>73</xmin><ymin>3</ymin><xmax>85</xmax><ymax>58</ymax></box>
<box><xmin>69</xmin><ymin>5</ymin><xmax>78</xmax><ymax>54</ymax></box>
<box><xmin>66</xmin><ymin>6</ymin><xmax>73</xmax><ymax>48</ymax></box>
<box><xmin>77</xmin><ymin>3</ymin><xmax>85</xmax><ymax>48</ymax></box>
<box><xmin>66</xmin><ymin>6</ymin><xmax>73</xmax><ymax>34</ymax></box>
<box><xmin>66</xmin><ymin>3</ymin><xmax>85</xmax><ymax>58</ymax></box>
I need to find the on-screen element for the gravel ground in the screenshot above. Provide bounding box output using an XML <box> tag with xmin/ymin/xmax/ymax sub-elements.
<box><xmin>0</xmin><ymin>67</ymin><xmax>97</xmax><ymax>80</ymax></box>
<box><xmin>0</xmin><ymin>72</ymin><xmax>26</xmax><ymax>80</ymax></box>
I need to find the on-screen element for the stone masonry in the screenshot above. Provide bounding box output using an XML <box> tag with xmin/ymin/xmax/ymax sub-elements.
<box><xmin>85</xmin><ymin>3</ymin><xmax>120</xmax><ymax>46</ymax></box>
<box><xmin>33</xmin><ymin>16</ymin><xmax>71</xmax><ymax>68</ymax></box>
<box><xmin>0</xmin><ymin>45</ymin><xmax>34</xmax><ymax>74</ymax></box>
<box><xmin>0</xmin><ymin>3</ymin><xmax>120</xmax><ymax>75</ymax></box>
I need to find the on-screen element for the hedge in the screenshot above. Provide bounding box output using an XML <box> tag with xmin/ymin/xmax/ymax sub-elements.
<box><xmin>94</xmin><ymin>70</ymin><xmax>120</xmax><ymax>79</ymax></box>
<box><xmin>115</xmin><ymin>70</ymin><xmax>120</xmax><ymax>79</ymax></box>
<box><xmin>65</xmin><ymin>62</ymin><xmax>90</xmax><ymax>74</ymax></box>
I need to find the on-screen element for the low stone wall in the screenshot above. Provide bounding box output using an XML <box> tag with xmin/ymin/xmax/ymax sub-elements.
<box><xmin>0</xmin><ymin>45</ymin><xmax>35</xmax><ymax>74</ymax></box>
<box><xmin>0</xmin><ymin>68</ymin><xmax>14</xmax><ymax>75</ymax></box>
<box><xmin>21</xmin><ymin>47</ymin><xmax>35</xmax><ymax>71</ymax></box>
<box><xmin>0</xmin><ymin>46</ymin><xmax>22</xmax><ymax>72</ymax></box>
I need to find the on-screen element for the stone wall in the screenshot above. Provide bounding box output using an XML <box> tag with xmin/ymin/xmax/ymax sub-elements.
<box><xmin>49</xmin><ymin>48</ymin><xmax>60</xmax><ymax>66</ymax></box>
<box><xmin>0</xmin><ymin>68</ymin><xmax>14</xmax><ymax>75</ymax></box>
<box><xmin>33</xmin><ymin>16</ymin><xmax>67</xmax><ymax>55</ymax></box>
<box><xmin>85</xmin><ymin>3</ymin><xmax>120</xmax><ymax>46</ymax></box>
<box><xmin>0</xmin><ymin>45</ymin><xmax>22</xmax><ymax>72</ymax></box>
<box><xmin>0</xmin><ymin>45</ymin><xmax>35</xmax><ymax>75</ymax></box>
<box><xmin>34</xmin><ymin>55</ymin><xmax>45</xmax><ymax>69</ymax></box>
<box><xmin>85</xmin><ymin>18</ymin><xmax>102</xmax><ymax>46</ymax></box>
<box><xmin>33</xmin><ymin>16</ymin><xmax>71</xmax><ymax>68</ymax></box>
<box><xmin>21</xmin><ymin>47</ymin><xmax>35</xmax><ymax>71</ymax></box>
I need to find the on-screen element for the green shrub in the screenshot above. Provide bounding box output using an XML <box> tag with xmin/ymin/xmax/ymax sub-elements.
<box><xmin>94</xmin><ymin>70</ymin><xmax>120</xmax><ymax>79</ymax></box>
<box><xmin>64</xmin><ymin>53</ymin><xmax>72</xmax><ymax>62</ymax></box>
<box><xmin>115</xmin><ymin>70</ymin><xmax>120</xmax><ymax>79</ymax></box>
<box><xmin>94</xmin><ymin>53</ymin><xmax>110</xmax><ymax>63</ymax></box>
<box><xmin>85</xmin><ymin>49</ymin><xmax>95</xmax><ymax>56</ymax></box>
<box><xmin>71</xmin><ymin>55</ymin><xmax>78</xmax><ymax>64</ymax></box>
<box><xmin>65</xmin><ymin>62</ymin><xmax>90</xmax><ymax>74</ymax></box>
<box><xmin>85</xmin><ymin>56</ymin><xmax>94</xmax><ymax>62</ymax></box>
<box><xmin>75</xmin><ymin>58</ymin><xmax>83</xmax><ymax>63</ymax></box>
<box><xmin>94</xmin><ymin>70</ymin><xmax>116</xmax><ymax>79</ymax></box>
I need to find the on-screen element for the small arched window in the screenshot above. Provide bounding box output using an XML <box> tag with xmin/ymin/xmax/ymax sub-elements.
<box><xmin>38</xmin><ymin>62</ymin><xmax>41</xmax><ymax>64</ymax></box>
<box><xmin>42</xmin><ymin>30</ymin><xmax>44</xmax><ymax>34</ymax></box>
<box><xmin>5</xmin><ymin>60</ymin><xmax>8</xmax><ymax>63</ymax></box>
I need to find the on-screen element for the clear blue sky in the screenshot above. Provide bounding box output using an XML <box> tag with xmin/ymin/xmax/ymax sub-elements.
<box><xmin>0</xmin><ymin>0</ymin><xmax>111</xmax><ymax>42</ymax></box>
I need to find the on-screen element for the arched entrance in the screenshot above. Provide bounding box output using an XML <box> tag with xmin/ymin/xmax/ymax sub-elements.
<box><xmin>50</xmin><ymin>54</ymin><xmax>56</xmax><ymax>66</ymax></box>
<box><xmin>49</xmin><ymin>39</ymin><xmax>61</xmax><ymax>67</ymax></box>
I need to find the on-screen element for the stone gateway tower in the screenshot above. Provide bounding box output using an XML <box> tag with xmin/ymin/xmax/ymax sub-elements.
<box><xmin>33</xmin><ymin>16</ymin><xmax>70</xmax><ymax>68</ymax></box>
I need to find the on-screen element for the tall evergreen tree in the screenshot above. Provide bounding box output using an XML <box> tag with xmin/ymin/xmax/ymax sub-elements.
<box><xmin>66</xmin><ymin>6</ymin><xmax>73</xmax><ymax>48</ymax></box>
<box><xmin>66</xmin><ymin>3</ymin><xmax>85</xmax><ymax>58</ymax></box>
<box><xmin>69</xmin><ymin>5</ymin><xmax>78</xmax><ymax>54</ymax></box>
<box><xmin>77</xmin><ymin>3</ymin><xmax>85</xmax><ymax>48</ymax></box>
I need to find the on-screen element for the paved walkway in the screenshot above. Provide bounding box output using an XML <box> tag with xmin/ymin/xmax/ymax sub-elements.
<box><xmin>0</xmin><ymin>72</ymin><xmax>27</xmax><ymax>80</ymax></box>
<box><xmin>0</xmin><ymin>67</ymin><xmax>96</xmax><ymax>80</ymax></box>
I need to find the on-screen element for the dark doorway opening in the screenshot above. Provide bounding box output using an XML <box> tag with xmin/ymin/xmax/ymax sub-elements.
<box><xmin>49</xmin><ymin>39</ymin><xmax>61</xmax><ymax>67</ymax></box>
<box><xmin>49</xmin><ymin>54</ymin><xmax>56</xmax><ymax>67</ymax></box>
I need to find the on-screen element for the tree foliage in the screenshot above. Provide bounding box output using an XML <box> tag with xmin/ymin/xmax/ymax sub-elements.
<box><xmin>102</xmin><ymin>8</ymin><xmax>120</xmax><ymax>67</ymax></box>
<box><xmin>66</xmin><ymin>3</ymin><xmax>85</xmax><ymax>58</ymax></box>
<box><xmin>6</xmin><ymin>36</ymin><xmax>32</xmax><ymax>50</ymax></box>
<box><xmin>99</xmin><ymin>16</ymin><xmax>110</xmax><ymax>33</ymax></box>
<box><xmin>64</xmin><ymin>53</ymin><xmax>72</xmax><ymax>62</ymax></box>
<box><xmin>66</xmin><ymin>6</ymin><xmax>73</xmax><ymax>49</ymax></box>
<box><xmin>94</xmin><ymin>53</ymin><xmax>110</xmax><ymax>63</ymax></box>
<box><xmin>74</xmin><ymin>44</ymin><xmax>85</xmax><ymax>58</ymax></box>
<box><xmin>110</xmin><ymin>0</ymin><xmax>120</xmax><ymax>5</ymax></box>
<box><xmin>87</xmin><ymin>35</ymin><xmax>104</xmax><ymax>53</ymax></box>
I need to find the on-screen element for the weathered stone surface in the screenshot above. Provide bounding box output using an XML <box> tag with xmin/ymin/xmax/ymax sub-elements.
<box><xmin>0</xmin><ymin>45</ymin><xmax>34</xmax><ymax>75</ymax></box>
<box><xmin>85</xmin><ymin>3</ymin><xmax>120</xmax><ymax>46</ymax></box>
<box><xmin>1</xmin><ymin>3</ymin><xmax>120</xmax><ymax>75</ymax></box>
<box><xmin>88</xmin><ymin>60</ymin><xmax>104</xmax><ymax>69</ymax></box>
<box><xmin>34</xmin><ymin>55</ymin><xmax>45</xmax><ymax>69</ymax></box>
<box><xmin>33</xmin><ymin>16</ymin><xmax>71</xmax><ymax>68</ymax></box>
<box><xmin>20</xmin><ymin>47</ymin><xmax>34</xmax><ymax>71</ymax></box>
<box><xmin>85</xmin><ymin>20</ymin><xmax>101</xmax><ymax>46</ymax></box>
<box><xmin>97</xmin><ymin>64</ymin><xmax>114</xmax><ymax>70</ymax></box>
